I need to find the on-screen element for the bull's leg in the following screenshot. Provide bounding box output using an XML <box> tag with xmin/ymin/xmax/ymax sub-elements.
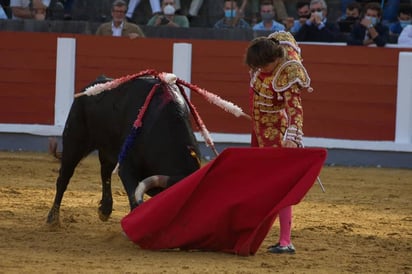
<box><xmin>118</xmin><ymin>161</ymin><xmax>140</xmax><ymax>210</ymax></box>
<box><xmin>46</xmin><ymin>150</ymin><xmax>86</xmax><ymax>227</ymax></box>
<box><xmin>97</xmin><ymin>153</ymin><xmax>116</xmax><ymax>222</ymax></box>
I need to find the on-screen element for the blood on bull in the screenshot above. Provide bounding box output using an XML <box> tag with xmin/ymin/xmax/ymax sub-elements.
<box><xmin>47</xmin><ymin>69</ymin><xmax>249</xmax><ymax>227</ymax></box>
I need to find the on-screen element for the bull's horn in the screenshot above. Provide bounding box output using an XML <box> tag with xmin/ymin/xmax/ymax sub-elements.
<box><xmin>134</xmin><ymin>175</ymin><xmax>169</xmax><ymax>204</ymax></box>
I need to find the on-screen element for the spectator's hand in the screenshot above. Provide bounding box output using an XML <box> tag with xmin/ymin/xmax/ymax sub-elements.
<box><xmin>155</xmin><ymin>15</ymin><xmax>164</xmax><ymax>26</ymax></box>
<box><xmin>282</xmin><ymin>140</ymin><xmax>298</xmax><ymax>148</ymax></box>
<box><xmin>360</xmin><ymin>17</ymin><xmax>372</xmax><ymax>28</ymax></box>
<box><xmin>284</xmin><ymin>17</ymin><xmax>294</xmax><ymax>30</ymax></box>
<box><xmin>128</xmin><ymin>33</ymin><xmax>140</xmax><ymax>39</ymax></box>
<box><xmin>308</xmin><ymin>13</ymin><xmax>317</xmax><ymax>24</ymax></box>
<box><xmin>298</xmin><ymin>17</ymin><xmax>307</xmax><ymax>25</ymax></box>
<box><xmin>312</xmin><ymin>13</ymin><xmax>322</xmax><ymax>25</ymax></box>
<box><xmin>32</xmin><ymin>0</ymin><xmax>47</xmax><ymax>20</ymax></box>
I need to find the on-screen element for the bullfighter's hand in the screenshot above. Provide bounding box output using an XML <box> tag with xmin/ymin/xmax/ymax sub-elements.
<box><xmin>282</xmin><ymin>140</ymin><xmax>298</xmax><ymax>148</ymax></box>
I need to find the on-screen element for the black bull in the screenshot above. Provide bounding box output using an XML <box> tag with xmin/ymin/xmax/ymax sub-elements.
<box><xmin>46</xmin><ymin>76</ymin><xmax>201</xmax><ymax>226</ymax></box>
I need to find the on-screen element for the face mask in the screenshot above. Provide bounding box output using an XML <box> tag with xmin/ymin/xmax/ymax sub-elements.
<box><xmin>225</xmin><ymin>9</ymin><xmax>236</xmax><ymax>18</ymax></box>
<box><xmin>314</xmin><ymin>11</ymin><xmax>323</xmax><ymax>20</ymax></box>
<box><xmin>400</xmin><ymin>20</ymin><xmax>412</xmax><ymax>28</ymax></box>
<box><xmin>365</xmin><ymin>16</ymin><xmax>378</xmax><ymax>25</ymax></box>
<box><xmin>261</xmin><ymin>13</ymin><xmax>273</xmax><ymax>21</ymax></box>
<box><xmin>163</xmin><ymin>4</ymin><xmax>175</xmax><ymax>15</ymax></box>
<box><xmin>299</xmin><ymin>14</ymin><xmax>311</xmax><ymax>19</ymax></box>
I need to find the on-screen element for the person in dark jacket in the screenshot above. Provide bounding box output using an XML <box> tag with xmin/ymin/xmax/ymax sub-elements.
<box><xmin>294</xmin><ymin>0</ymin><xmax>340</xmax><ymax>42</ymax></box>
<box><xmin>389</xmin><ymin>4</ymin><xmax>412</xmax><ymax>35</ymax></box>
<box><xmin>347</xmin><ymin>2</ymin><xmax>389</xmax><ymax>47</ymax></box>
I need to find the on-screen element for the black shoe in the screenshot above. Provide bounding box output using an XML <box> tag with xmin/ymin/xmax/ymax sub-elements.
<box><xmin>268</xmin><ymin>243</ymin><xmax>295</xmax><ymax>254</ymax></box>
<box><xmin>267</xmin><ymin>242</ymin><xmax>280</xmax><ymax>249</ymax></box>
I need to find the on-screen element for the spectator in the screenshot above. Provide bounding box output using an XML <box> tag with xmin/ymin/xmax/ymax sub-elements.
<box><xmin>0</xmin><ymin>4</ymin><xmax>7</xmax><ymax>18</ymax></box>
<box><xmin>0</xmin><ymin>0</ymin><xmax>9</xmax><ymax>19</ymax></box>
<box><xmin>337</xmin><ymin>2</ymin><xmax>361</xmax><ymax>33</ymax></box>
<box><xmin>240</xmin><ymin>0</ymin><xmax>288</xmax><ymax>25</ymax></box>
<box><xmin>147</xmin><ymin>0</ymin><xmax>189</xmax><ymax>27</ymax></box>
<box><xmin>239</xmin><ymin>0</ymin><xmax>259</xmax><ymax>25</ymax></box>
<box><xmin>10</xmin><ymin>0</ymin><xmax>50</xmax><ymax>20</ymax></box>
<box><xmin>389</xmin><ymin>4</ymin><xmax>412</xmax><ymax>35</ymax></box>
<box><xmin>214</xmin><ymin>0</ymin><xmax>250</xmax><ymax>29</ymax></box>
<box><xmin>294</xmin><ymin>0</ymin><xmax>340</xmax><ymax>42</ymax></box>
<box><xmin>341</xmin><ymin>0</ymin><xmax>399</xmax><ymax>27</ymax></box>
<box><xmin>126</xmin><ymin>0</ymin><xmax>161</xmax><ymax>22</ymax></box>
<box><xmin>174</xmin><ymin>0</ymin><xmax>203</xmax><ymax>19</ymax></box>
<box><xmin>338</xmin><ymin>1</ymin><xmax>361</xmax><ymax>21</ymax></box>
<box><xmin>284</xmin><ymin>1</ymin><xmax>310</xmax><ymax>34</ymax></box>
<box><xmin>49</xmin><ymin>0</ymin><xmax>74</xmax><ymax>20</ymax></box>
<box><xmin>381</xmin><ymin>0</ymin><xmax>400</xmax><ymax>26</ymax></box>
<box><xmin>60</xmin><ymin>0</ymin><xmax>74</xmax><ymax>20</ymax></box>
<box><xmin>398</xmin><ymin>24</ymin><xmax>412</xmax><ymax>46</ymax></box>
<box><xmin>96</xmin><ymin>0</ymin><xmax>145</xmax><ymax>39</ymax></box>
<box><xmin>347</xmin><ymin>2</ymin><xmax>389</xmax><ymax>47</ymax></box>
<box><xmin>253</xmin><ymin>1</ymin><xmax>285</xmax><ymax>31</ymax></box>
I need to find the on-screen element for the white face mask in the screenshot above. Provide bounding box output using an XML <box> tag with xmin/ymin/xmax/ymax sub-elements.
<box><xmin>315</xmin><ymin>11</ymin><xmax>323</xmax><ymax>20</ymax></box>
<box><xmin>163</xmin><ymin>4</ymin><xmax>175</xmax><ymax>15</ymax></box>
<box><xmin>365</xmin><ymin>15</ymin><xmax>379</xmax><ymax>25</ymax></box>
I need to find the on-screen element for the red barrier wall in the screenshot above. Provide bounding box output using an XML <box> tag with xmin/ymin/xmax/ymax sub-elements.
<box><xmin>1</xmin><ymin>31</ymin><xmax>410</xmax><ymax>141</ymax></box>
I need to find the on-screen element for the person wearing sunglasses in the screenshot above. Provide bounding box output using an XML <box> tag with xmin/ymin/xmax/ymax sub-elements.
<box><xmin>294</xmin><ymin>0</ymin><xmax>340</xmax><ymax>42</ymax></box>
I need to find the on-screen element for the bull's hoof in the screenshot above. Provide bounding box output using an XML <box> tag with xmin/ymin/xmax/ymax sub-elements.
<box><xmin>98</xmin><ymin>200</ymin><xmax>112</xmax><ymax>222</ymax></box>
<box><xmin>98</xmin><ymin>209</ymin><xmax>111</xmax><ymax>222</ymax></box>
<box><xmin>46</xmin><ymin>208</ymin><xmax>61</xmax><ymax>228</ymax></box>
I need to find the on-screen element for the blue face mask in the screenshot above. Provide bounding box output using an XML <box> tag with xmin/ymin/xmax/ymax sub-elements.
<box><xmin>261</xmin><ymin>12</ymin><xmax>273</xmax><ymax>21</ymax></box>
<box><xmin>400</xmin><ymin>20</ymin><xmax>412</xmax><ymax>28</ymax></box>
<box><xmin>225</xmin><ymin>9</ymin><xmax>236</xmax><ymax>18</ymax></box>
<box><xmin>365</xmin><ymin>16</ymin><xmax>379</xmax><ymax>26</ymax></box>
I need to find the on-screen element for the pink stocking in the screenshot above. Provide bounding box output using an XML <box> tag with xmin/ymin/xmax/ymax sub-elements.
<box><xmin>278</xmin><ymin>206</ymin><xmax>292</xmax><ymax>246</ymax></box>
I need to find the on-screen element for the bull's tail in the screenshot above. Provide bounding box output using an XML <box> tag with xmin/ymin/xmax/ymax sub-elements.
<box><xmin>48</xmin><ymin>137</ymin><xmax>62</xmax><ymax>160</ymax></box>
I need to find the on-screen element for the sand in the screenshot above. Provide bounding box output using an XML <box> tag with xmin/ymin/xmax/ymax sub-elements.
<box><xmin>0</xmin><ymin>151</ymin><xmax>411</xmax><ymax>273</ymax></box>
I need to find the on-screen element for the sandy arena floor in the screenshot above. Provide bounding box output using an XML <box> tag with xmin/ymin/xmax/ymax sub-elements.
<box><xmin>0</xmin><ymin>151</ymin><xmax>411</xmax><ymax>273</ymax></box>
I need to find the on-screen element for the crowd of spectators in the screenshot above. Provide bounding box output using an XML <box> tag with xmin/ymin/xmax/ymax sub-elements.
<box><xmin>0</xmin><ymin>0</ymin><xmax>411</xmax><ymax>46</ymax></box>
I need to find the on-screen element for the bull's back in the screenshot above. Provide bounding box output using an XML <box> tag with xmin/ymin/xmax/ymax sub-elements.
<box><xmin>63</xmin><ymin>76</ymin><xmax>199</xmax><ymax>176</ymax></box>
<box><xmin>62</xmin><ymin>77</ymin><xmax>159</xmax><ymax>157</ymax></box>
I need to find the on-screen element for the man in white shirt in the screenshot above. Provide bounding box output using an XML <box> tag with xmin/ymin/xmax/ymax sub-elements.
<box><xmin>398</xmin><ymin>24</ymin><xmax>412</xmax><ymax>46</ymax></box>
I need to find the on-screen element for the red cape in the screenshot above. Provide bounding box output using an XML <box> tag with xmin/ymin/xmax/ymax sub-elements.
<box><xmin>121</xmin><ymin>147</ymin><xmax>327</xmax><ymax>256</ymax></box>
